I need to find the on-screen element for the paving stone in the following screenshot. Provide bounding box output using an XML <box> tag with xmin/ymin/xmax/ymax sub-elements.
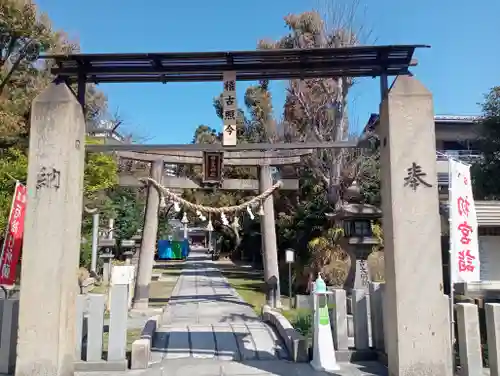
<box><xmin>164</xmin><ymin>326</ymin><xmax>190</xmax><ymax>359</ymax></box>
<box><xmin>213</xmin><ymin>324</ymin><xmax>241</xmax><ymax>361</ymax></box>
<box><xmin>231</xmin><ymin>324</ymin><xmax>258</xmax><ymax>361</ymax></box>
<box><xmin>246</xmin><ymin>325</ymin><xmax>281</xmax><ymax>360</ymax></box>
<box><xmin>188</xmin><ymin>325</ymin><xmax>217</xmax><ymax>359</ymax></box>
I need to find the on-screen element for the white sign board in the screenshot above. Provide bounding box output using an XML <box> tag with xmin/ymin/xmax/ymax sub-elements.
<box><xmin>449</xmin><ymin>159</ymin><xmax>480</xmax><ymax>283</ymax></box>
<box><xmin>222</xmin><ymin>71</ymin><xmax>237</xmax><ymax>146</ymax></box>
<box><xmin>285</xmin><ymin>249</ymin><xmax>295</xmax><ymax>263</ymax></box>
<box><xmin>111</xmin><ymin>265</ymin><xmax>135</xmax><ymax>285</ymax></box>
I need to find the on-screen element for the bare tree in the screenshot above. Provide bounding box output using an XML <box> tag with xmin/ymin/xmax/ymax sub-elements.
<box><xmin>259</xmin><ymin>5</ymin><xmax>377</xmax><ymax>207</ymax></box>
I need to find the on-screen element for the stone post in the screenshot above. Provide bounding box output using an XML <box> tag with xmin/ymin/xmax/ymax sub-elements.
<box><xmin>379</xmin><ymin>75</ymin><xmax>452</xmax><ymax>375</ymax></box>
<box><xmin>456</xmin><ymin>303</ymin><xmax>482</xmax><ymax>375</ymax></box>
<box><xmin>108</xmin><ymin>218</ymin><xmax>115</xmax><ymax>239</ymax></box>
<box><xmin>15</xmin><ymin>83</ymin><xmax>86</xmax><ymax>376</ymax></box>
<box><xmin>351</xmin><ymin>289</ymin><xmax>369</xmax><ymax>350</ymax></box>
<box><xmin>259</xmin><ymin>165</ymin><xmax>280</xmax><ymax>308</ymax></box>
<box><xmin>368</xmin><ymin>282</ymin><xmax>385</xmax><ymax>352</ymax></box>
<box><xmin>485</xmin><ymin>303</ymin><xmax>500</xmax><ymax>376</ymax></box>
<box><xmin>100</xmin><ymin>253</ymin><xmax>114</xmax><ymax>285</ymax></box>
<box><xmin>0</xmin><ymin>299</ymin><xmax>19</xmax><ymax>374</ymax></box>
<box><xmin>331</xmin><ymin>289</ymin><xmax>348</xmax><ymax>350</ymax></box>
<box><xmin>133</xmin><ymin>159</ymin><xmax>163</xmax><ymax>309</ymax></box>
<box><xmin>90</xmin><ymin>212</ymin><xmax>99</xmax><ymax>273</ymax></box>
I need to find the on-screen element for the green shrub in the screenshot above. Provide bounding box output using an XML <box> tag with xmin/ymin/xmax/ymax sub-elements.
<box><xmin>292</xmin><ymin>311</ymin><xmax>313</xmax><ymax>338</ymax></box>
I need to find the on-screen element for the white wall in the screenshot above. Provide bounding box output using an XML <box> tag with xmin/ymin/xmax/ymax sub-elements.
<box><xmin>479</xmin><ymin>236</ymin><xmax>500</xmax><ymax>280</ymax></box>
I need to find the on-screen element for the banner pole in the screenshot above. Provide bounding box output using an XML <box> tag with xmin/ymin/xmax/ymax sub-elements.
<box><xmin>448</xmin><ymin>158</ymin><xmax>455</xmax><ymax>360</ymax></box>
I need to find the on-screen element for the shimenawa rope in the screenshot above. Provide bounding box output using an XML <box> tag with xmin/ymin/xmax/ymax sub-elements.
<box><xmin>141</xmin><ymin>177</ymin><xmax>282</xmax><ymax>214</ymax></box>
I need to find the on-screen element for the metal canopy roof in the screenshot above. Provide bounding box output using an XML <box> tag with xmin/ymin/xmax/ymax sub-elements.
<box><xmin>41</xmin><ymin>44</ymin><xmax>429</xmax><ymax>84</ymax></box>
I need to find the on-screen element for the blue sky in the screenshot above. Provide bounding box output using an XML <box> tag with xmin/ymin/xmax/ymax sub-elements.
<box><xmin>36</xmin><ymin>0</ymin><xmax>500</xmax><ymax>144</ymax></box>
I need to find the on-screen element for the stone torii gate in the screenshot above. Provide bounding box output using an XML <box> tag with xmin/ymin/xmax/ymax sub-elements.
<box><xmin>117</xmin><ymin>149</ymin><xmax>312</xmax><ymax>309</ymax></box>
<box><xmin>17</xmin><ymin>45</ymin><xmax>453</xmax><ymax>376</ymax></box>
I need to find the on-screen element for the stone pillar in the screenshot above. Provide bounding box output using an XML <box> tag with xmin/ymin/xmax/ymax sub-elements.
<box><xmin>456</xmin><ymin>303</ymin><xmax>482</xmax><ymax>374</ymax></box>
<box><xmin>133</xmin><ymin>159</ymin><xmax>163</xmax><ymax>309</ymax></box>
<box><xmin>0</xmin><ymin>299</ymin><xmax>19</xmax><ymax>374</ymax></box>
<box><xmin>368</xmin><ymin>282</ymin><xmax>385</xmax><ymax>352</ymax></box>
<box><xmin>331</xmin><ymin>289</ymin><xmax>348</xmax><ymax>350</ymax></box>
<box><xmin>259</xmin><ymin>165</ymin><xmax>280</xmax><ymax>308</ymax></box>
<box><xmin>351</xmin><ymin>289</ymin><xmax>369</xmax><ymax>350</ymax></box>
<box><xmin>485</xmin><ymin>303</ymin><xmax>500</xmax><ymax>376</ymax></box>
<box><xmin>108</xmin><ymin>218</ymin><xmax>114</xmax><ymax>239</ymax></box>
<box><xmin>379</xmin><ymin>75</ymin><xmax>452</xmax><ymax>375</ymax></box>
<box><xmin>100</xmin><ymin>253</ymin><xmax>114</xmax><ymax>285</ymax></box>
<box><xmin>16</xmin><ymin>83</ymin><xmax>86</xmax><ymax>376</ymax></box>
<box><xmin>90</xmin><ymin>212</ymin><xmax>99</xmax><ymax>273</ymax></box>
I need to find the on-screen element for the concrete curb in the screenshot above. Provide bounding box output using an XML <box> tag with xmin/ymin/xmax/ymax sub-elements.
<box><xmin>261</xmin><ymin>305</ymin><xmax>309</xmax><ymax>362</ymax></box>
<box><xmin>131</xmin><ymin>314</ymin><xmax>161</xmax><ymax>370</ymax></box>
<box><xmin>159</xmin><ymin>262</ymin><xmax>186</xmax><ymax>325</ymax></box>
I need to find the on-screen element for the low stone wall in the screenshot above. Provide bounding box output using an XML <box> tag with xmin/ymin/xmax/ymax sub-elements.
<box><xmin>261</xmin><ymin>305</ymin><xmax>309</xmax><ymax>362</ymax></box>
<box><xmin>294</xmin><ymin>285</ymin><xmax>382</xmax><ymax>361</ymax></box>
<box><xmin>287</xmin><ymin>282</ymin><xmax>394</xmax><ymax>363</ymax></box>
<box><xmin>0</xmin><ymin>284</ymin><xmax>131</xmax><ymax>373</ymax></box>
<box><xmin>456</xmin><ymin>302</ymin><xmax>500</xmax><ymax>375</ymax></box>
<box><xmin>75</xmin><ymin>284</ymin><xmax>130</xmax><ymax>372</ymax></box>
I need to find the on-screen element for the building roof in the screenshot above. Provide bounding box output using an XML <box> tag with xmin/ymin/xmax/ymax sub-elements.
<box><xmin>363</xmin><ymin>113</ymin><xmax>479</xmax><ymax>134</ymax></box>
<box><xmin>434</xmin><ymin>115</ymin><xmax>480</xmax><ymax>123</ymax></box>
<box><xmin>40</xmin><ymin>45</ymin><xmax>429</xmax><ymax>84</ymax></box>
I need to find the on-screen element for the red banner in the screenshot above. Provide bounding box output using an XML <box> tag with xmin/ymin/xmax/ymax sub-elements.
<box><xmin>0</xmin><ymin>182</ymin><xmax>27</xmax><ymax>285</ymax></box>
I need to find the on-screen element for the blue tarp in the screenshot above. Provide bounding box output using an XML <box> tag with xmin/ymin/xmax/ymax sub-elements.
<box><xmin>157</xmin><ymin>239</ymin><xmax>190</xmax><ymax>260</ymax></box>
<box><xmin>181</xmin><ymin>238</ymin><xmax>189</xmax><ymax>258</ymax></box>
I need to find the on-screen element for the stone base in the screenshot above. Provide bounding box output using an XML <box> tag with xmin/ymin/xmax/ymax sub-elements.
<box><xmin>306</xmin><ymin>347</ymin><xmax>378</xmax><ymax>363</ymax></box>
<box><xmin>74</xmin><ymin>359</ymin><xmax>128</xmax><ymax>372</ymax></box>
<box><xmin>335</xmin><ymin>349</ymin><xmax>378</xmax><ymax>362</ymax></box>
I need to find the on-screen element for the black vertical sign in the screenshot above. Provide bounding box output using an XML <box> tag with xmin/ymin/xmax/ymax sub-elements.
<box><xmin>203</xmin><ymin>152</ymin><xmax>223</xmax><ymax>183</ymax></box>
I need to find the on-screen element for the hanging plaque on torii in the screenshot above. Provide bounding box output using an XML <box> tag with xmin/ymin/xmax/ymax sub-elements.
<box><xmin>202</xmin><ymin>151</ymin><xmax>224</xmax><ymax>184</ymax></box>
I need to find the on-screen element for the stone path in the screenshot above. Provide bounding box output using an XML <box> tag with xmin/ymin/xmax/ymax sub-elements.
<box><xmin>151</xmin><ymin>249</ymin><xmax>288</xmax><ymax>362</ymax></box>
<box><xmin>76</xmin><ymin>359</ymin><xmax>389</xmax><ymax>376</ymax></box>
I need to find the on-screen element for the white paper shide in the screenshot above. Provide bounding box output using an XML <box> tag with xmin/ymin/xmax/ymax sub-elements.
<box><xmin>449</xmin><ymin>159</ymin><xmax>480</xmax><ymax>283</ymax></box>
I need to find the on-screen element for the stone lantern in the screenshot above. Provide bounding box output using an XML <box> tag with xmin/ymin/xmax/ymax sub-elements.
<box><xmin>326</xmin><ymin>181</ymin><xmax>382</xmax><ymax>293</ymax></box>
<box><xmin>120</xmin><ymin>239</ymin><xmax>136</xmax><ymax>265</ymax></box>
